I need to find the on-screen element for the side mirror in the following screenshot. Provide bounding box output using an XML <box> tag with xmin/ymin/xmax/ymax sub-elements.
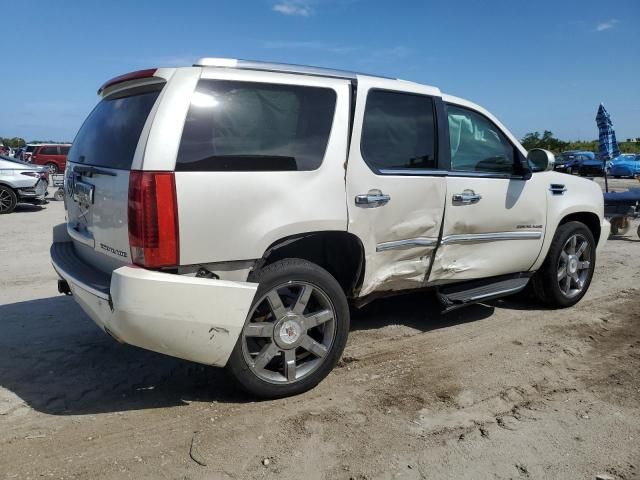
<box><xmin>527</xmin><ymin>148</ymin><xmax>555</xmax><ymax>172</ymax></box>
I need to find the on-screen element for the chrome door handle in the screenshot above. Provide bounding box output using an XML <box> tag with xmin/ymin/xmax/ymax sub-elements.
<box><xmin>452</xmin><ymin>189</ymin><xmax>482</xmax><ymax>205</ymax></box>
<box><xmin>355</xmin><ymin>189</ymin><xmax>391</xmax><ymax>208</ymax></box>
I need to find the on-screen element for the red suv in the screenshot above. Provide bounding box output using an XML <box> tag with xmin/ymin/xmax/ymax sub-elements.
<box><xmin>31</xmin><ymin>144</ymin><xmax>71</xmax><ymax>173</ymax></box>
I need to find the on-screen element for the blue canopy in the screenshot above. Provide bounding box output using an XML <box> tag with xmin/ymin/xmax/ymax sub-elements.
<box><xmin>596</xmin><ymin>103</ymin><xmax>620</xmax><ymax>161</ymax></box>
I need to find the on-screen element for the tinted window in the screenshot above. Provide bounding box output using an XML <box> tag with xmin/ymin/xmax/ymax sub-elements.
<box><xmin>68</xmin><ymin>88</ymin><xmax>161</xmax><ymax>170</ymax></box>
<box><xmin>177</xmin><ymin>80</ymin><xmax>336</xmax><ymax>171</ymax></box>
<box><xmin>448</xmin><ymin>105</ymin><xmax>515</xmax><ymax>174</ymax></box>
<box><xmin>361</xmin><ymin>90</ymin><xmax>436</xmax><ymax>171</ymax></box>
<box><xmin>25</xmin><ymin>145</ymin><xmax>36</xmax><ymax>153</ymax></box>
<box><xmin>40</xmin><ymin>146</ymin><xmax>59</xmax><ymax>155</ymax></box>
<box><xmin>59</xmin><ymin>146</ymin><xmax>70</xmax><ymax>155</ymax></box>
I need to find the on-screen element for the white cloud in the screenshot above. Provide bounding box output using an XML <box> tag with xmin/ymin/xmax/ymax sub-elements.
<box><xmin>262</xmin><ymin>40</ymin><xmax>359</xmax><ymax>55</ymax></box>
<box><xmin>371</xmin><ymin>46</ymin><xmax>412</xmax><ymax>58</ymax></box>
<box><xmin>595</xmin><ymin>19</ymin><xmax>619</xmax><ymax>32</ymax></box>
<box><xmin>272</xmin><ymin>2</ymin><xmax>312</xmax><ymax>16</ymax></box>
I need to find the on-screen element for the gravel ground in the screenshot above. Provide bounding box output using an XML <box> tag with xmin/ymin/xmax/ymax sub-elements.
<box><xmin>1</xmin><ymin>178</ymin><xmax>639</xmax><ymax>480</ymax></box>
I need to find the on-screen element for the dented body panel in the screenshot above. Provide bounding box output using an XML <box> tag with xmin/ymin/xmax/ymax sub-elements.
<box><xmin>51</xmin><ymin>236</ymin><xmax>257</xmax><ymax>366</ymax></box>
<box><xmin>345</xmin><ymin>76</ymin><xmax>446</xmax><ymax>295</ymax></box>
<box><xmin>428</xmin><ymin>176</ymin><xmax>547</xmax><ymax>283</ymax></box>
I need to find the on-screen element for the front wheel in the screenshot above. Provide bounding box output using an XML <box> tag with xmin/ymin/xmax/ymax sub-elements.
<box><xmin>45</xmin><ymin>163</ymin><xmax>58</xmax><ymax>174</ymax></box>
<box><xmin>531</xmin><ymin>222</ymin><xmax>596</xmax><ymax>308</ymax></box>
<box><xmin>226</xmin><ymin>258</ymin><xmax>350</xmax><ymax>399</ymax></box>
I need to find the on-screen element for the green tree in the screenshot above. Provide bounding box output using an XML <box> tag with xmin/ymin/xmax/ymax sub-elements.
<box><xmin>0</xmin><ymin>137</ymin><xmax>26</xmax><ymax>148</ymax></box>
<box><xmin>520</xmin><ymin>131</ymin><xmax>568</xmax><ymax>153</ymax></box>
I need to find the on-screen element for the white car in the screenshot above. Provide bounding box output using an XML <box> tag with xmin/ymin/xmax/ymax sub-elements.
<box><xmin>51</xmin><ymin>58</ymin><xmax>609</xmax><ymax>398</ymax></box>
<box><xmin>0</xmin><ymin>155</ymin><xmax>49</xmax><ymax>213</ymax></box>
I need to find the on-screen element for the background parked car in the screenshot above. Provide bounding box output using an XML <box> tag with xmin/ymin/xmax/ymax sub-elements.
<box><xmin>0</xmin><ymin>154</ymin><xmax>49</xmax><ymax>213</ymax></box>
<box><xmin>555</xmin><ymin>151</ymin><xmax>594</xmax><ymax>174</ymax></box>
<box><xmin>553</xmin><ymin>150</ymin><xmax>579</xmax><ymax>172</ymax></box>
<box><xmin>609</xmin><ymin>154</ymin><xmax>640</xmax><ymax>178</ymax></box>
<box><xmin>578</xmin><ymin>152</ymin><xmax>611</xmax><ymax>176</ymax></box>
<box><xmin>30</xmin><ymin>144</ymin><xmax>71</xmax><ymax>173</ymax></box>
<box><xmin>22</xmin><ymin>143</ymin><xmax>41</xmax><ymax>162</ymax></box>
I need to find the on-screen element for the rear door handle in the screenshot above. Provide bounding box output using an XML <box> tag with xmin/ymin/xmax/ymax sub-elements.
<box><xmin>452</xmin><ymin>189</ymin><xmax>482</xmax><ymax>205</ymax></box>
<box><xmin>355</xmin><ymin>189</ymin><xmax>391</xmax><ymax>208</ymax></box>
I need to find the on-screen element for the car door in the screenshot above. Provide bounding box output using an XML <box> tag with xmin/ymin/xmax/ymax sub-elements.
<box><xmin>428</xmin><ymin>101</ymin><xmax>546</xmax><ymax>283</ymax></box>
<box><xmin>346</xmin><ymin>78</ymin><xmax>447</xmax><ymax>296</ymax></box>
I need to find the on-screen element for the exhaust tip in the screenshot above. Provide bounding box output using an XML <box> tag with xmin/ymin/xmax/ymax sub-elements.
<box><xmin>58</xmin><ymin>279</ymin><xmax>72</xmax><ymax>296</ymax></box>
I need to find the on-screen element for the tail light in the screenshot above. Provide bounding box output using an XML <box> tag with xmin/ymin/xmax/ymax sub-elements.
<box><xmin>128</xmin><ymin>171</ymin><xmax>179</xmax><ymax>268</ymax></box>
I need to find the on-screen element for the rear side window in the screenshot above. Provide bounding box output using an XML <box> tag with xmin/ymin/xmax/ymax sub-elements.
<box><xmin>40</xmin><ymin>146</ymin><xmax>59</xmax><ymax>155</ymax></box>
<box><xmin>68</xmin><ymin>87</ymin><xmax>162</xmax><ymax>170</ymax></box>
<box><xmin>60</xmin><ymin>146</ymin><xmax>70</xmax><ymax>155</ymax></box>
<box><xmin>361</xmin><ymin>90</ymin><xmax>437</xmax><ymax>172</ymax></box>
<box><xmin>176</xmin><ymin>80</ymin><xmax>336</xmax><ymax>171</ymax></box>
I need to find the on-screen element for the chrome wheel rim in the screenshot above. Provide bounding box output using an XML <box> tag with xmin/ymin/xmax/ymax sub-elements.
<box><xmin>0</xmin><ymin>189</ymin><xmax>13</xmax><ymax>212</ymax></box>
<box><xmin>241</xmin><ymin>281</ymin><xmax>337</xmax><ymax>384</ymax></box>
<box><xmin>557</xmin><ymin>233</ymin><xmax>591</xmax><ymax>298</ymax></box>
<box><xmin>48</xmin><ymin>164</ymin><xmax>57</xmax><ymax>174</ymax></box>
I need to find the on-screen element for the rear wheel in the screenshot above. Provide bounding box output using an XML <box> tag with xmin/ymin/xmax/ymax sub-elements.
<box><xmin>0</xmin><ymin>186</ymin><xmax>17</xmax><ymax>214</ymax></box>
<box><xmin>531</xmin><ymin>222</ymin><xmax>596</xmax><ymax>308</ymax></box>
<box><xmin>45</xmin><ymin>163</ymin><xmax>58</xmax><ymax>174</ymax></box>
<box><xmin>226</xmin><ymin>258</ymin><xmax>350</xmax><ymax>399</ymax></box>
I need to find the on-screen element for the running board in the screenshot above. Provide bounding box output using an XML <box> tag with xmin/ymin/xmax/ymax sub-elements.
<box><xmin>437</xmin><ymin>275</ymin><xmax>531</xmax><ymax>312</ymax></box>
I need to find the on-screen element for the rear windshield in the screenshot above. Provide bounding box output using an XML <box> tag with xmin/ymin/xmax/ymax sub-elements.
<box><xmin>68</xmin><ymin>87</ymin><xmax>161</xmax><ymax>170</ymax></box>
<box><xmin>176</xmin><ymin>80</ymin><xmax>336</xmax><ymax>171</ymax></box>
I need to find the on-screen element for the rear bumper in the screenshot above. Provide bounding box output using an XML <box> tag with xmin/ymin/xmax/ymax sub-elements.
<box><xmin>51</xmin><ymin>240</ymin><xmax>258</xmax><ymax>367</ymax></box>
<box><xmin>18</xmin><ymin>179</ymin><xmax>48</xmax><ymax>203</ymax></box>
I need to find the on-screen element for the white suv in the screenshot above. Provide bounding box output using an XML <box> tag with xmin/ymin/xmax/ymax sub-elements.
<box><xmin>51</xmin><ymin>58</ymin><xmax>609</xmax><ymax>398</ymax></box>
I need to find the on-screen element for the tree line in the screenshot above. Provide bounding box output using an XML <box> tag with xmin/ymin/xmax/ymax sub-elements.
<box><xmin>520</xmin><ymin>130</ymin><xmax>640</xmax><ymax>154</ymax></box>
<box><xmin>0</xmin><ymin>137</ymin><xmax>67</xmax><ymax>148</ymax></box>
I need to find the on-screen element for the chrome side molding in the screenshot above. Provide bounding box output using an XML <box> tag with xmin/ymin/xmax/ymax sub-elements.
<box><xmin>376</xmin><ymin>237</ymin><xmax>438</xmax><ymax>252</ymax></box>
<box><xmin>441</xmin><ymin>231</ymin><xmax>542</xmax><ymax>245</ymax></box>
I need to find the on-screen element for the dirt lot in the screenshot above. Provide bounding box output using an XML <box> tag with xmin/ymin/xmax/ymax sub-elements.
<box><xmin>1</xmin><ymin>178</ymin><xmax>639</xmax><ymax>480</ymax></box>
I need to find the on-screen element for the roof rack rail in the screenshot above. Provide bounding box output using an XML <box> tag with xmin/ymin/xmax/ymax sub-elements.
<box><xmin>193</xmin><ymin>57</ymin><xmax>393</xmax><ymax>81</ymax></box>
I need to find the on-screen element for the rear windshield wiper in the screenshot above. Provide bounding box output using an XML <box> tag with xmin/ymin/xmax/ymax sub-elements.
<box><xmin>73</xmin><ymin>165</ymin><xmax>117</xmax><ymax>177</ymax></box>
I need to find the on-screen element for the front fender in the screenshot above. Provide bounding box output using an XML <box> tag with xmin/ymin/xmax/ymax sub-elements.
<box><xmin>530</xmin><ymin>172</ymin><xmax>605</xmax><ymax>271</ymax></box>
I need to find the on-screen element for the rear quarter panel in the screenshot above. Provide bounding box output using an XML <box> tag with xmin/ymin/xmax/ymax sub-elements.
<box><xmin>163</xmin><ymin>69</ymin><xmax>352</xmax><ymax>265</ymax></box>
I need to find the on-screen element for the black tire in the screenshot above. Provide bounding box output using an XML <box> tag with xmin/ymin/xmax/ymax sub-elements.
<box><xmin>45</xmin><ymin>163</ymin><xmax>58</xmax><ymax>174</ymax></box>
<box><xmin>0</xmin><ymin>185</ymin><xmax>17</xmax><ymax>214</ymax></box>
<box><xmin>531</xmin><ymin>221</ymin><xmax>596</xmax><ymax>308</ymax></box>
<box><xmin>226</xmin><ymin>258</ymin><xmax>350</xmax><ymax>399</ymax></box>
<box><xmin>610</xmin><ymin>217</ymin><xmax>630</xmax><ymax>236</ymax></box>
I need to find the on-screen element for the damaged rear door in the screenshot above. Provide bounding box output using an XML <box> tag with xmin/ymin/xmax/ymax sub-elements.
<box><xmin>346</xmin><ymin>78</ymin><xmax>447</xmax><ymax>296</ymax></box>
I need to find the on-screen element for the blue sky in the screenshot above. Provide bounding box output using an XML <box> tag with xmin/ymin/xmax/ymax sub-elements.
<box><xmin>2</xmin><ymin>0</ymin><xmax>639</xmax><ymax>142</ymax></box>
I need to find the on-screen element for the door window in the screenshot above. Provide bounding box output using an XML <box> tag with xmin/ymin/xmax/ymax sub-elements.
<box><xmin>361</xmin><ymin>90</ymin><xmax>436</xmax><ymax>172</ymax></box>
<box><xmin>447</xmin><ymin>105</ymin><xmax>515</xmax><ymax>174</ymax></box>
